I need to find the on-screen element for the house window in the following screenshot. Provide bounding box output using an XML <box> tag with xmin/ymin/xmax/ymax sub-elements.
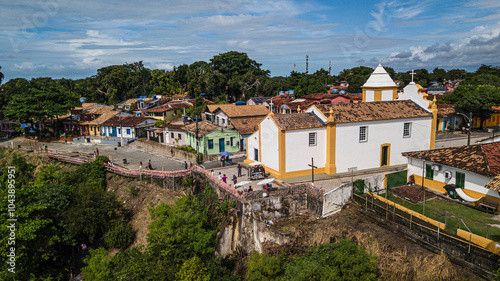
<box><xmin>208</xmin><ymin>139</ymin><xmax>214</xmax><ymax>149</ymax></box>
<box><xmin>171</xmin><ymin>132</ymin><xmax>174</xmax><ymax>138</ymax></box>
<box><xmin>178</xmin><ymin>133</ymin><xmax>182</xmax><ymax>140</ymax></box>
<box><xmin>254</xmin><ymin>148</ymin><xmax>259</xmax><ymax>161</ymax></box>
<box><xmin>230</xmin><ymin>137</ymin><xmax>234</xmax><ymax>146</ymax></box>
<box><xmin>456</xmin><ymin>171</ymin><xmax>465</xmax><ymax>188</ymax></box>
<box><xmin>309</xmin><ymin>132</ymin><xmax>317</xmax><ymax>146</ymax></box>
<box><xmin>216</xmin><ymin>116</ymin><xmax>220</xmax><ymax>125</ymax></box>
<box><xmin>425</xmin><ymin>164</ymin><xmax>433</xmax><ymax>180</ymax></box>
<box><xmin>126</xmin><ymin>129</ymin><xmax>131</xmax><ymax>135</ymax></box>
<box><xmin>403</xmin><ymin>122</ymin><xmax>411</xmax><ymax>137</ymax></box>
<box><xmin>359</xmin><ymin>126</ymin><xmax>368</xmax><ymax>142</ymax></box>
<box><xmin>222</xmin><ymin>119</ymin><xmax>225</xmax><ymax>125</ymax></box>
<box><xmin>118</xmin><ymin>129</ymin><xmax>121</xmax><ymax>135</ymax></box>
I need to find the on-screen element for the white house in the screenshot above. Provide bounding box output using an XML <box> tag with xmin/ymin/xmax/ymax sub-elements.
<box><xmin>100</xmin><ymin>116</ymin><xmax>156</xmax><ymax>140</ymax></box>
<box><xmin>403</xmin><ymin>142</ymin><xmax>500</xmax><ymax>207</ymax></box>
<box><xmin>244</xmin><ymin>64</ymin><xmax>438</xmax><ymax>179</ymax></box>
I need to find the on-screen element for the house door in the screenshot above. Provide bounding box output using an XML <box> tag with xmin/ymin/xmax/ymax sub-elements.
<box><xmin>381</xmin><ymin>145</ymin><xmax>390</xmax><ymax>167</ymax></box>
<box><xmin>219</xmin><ymin>138</ymin><xmax>225</xmax><ymax>153</ymax></box>
<box><xmin>112</xmin><ymin>127</ymin><xmax>117</xmax><ymax>137</ymax></box>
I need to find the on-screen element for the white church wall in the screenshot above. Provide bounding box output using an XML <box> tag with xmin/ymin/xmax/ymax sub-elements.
<box><xmin>397</xmin><ymin>83</ymin><xmax>431</xmax><ymax>112</ymax></box>
<box><xmin>285</xmin><ymin>127</ymin><xmax>326</xmax><ymax>172</ymax></box>
<box><xmin>260</xmin><ymin>116</ymin><xmax>280</xmax><ymax>171</ymax></box>
<box><xmin>246</xmin><ymin>131</ymin><xmax>259</xmax><ymax>161</ymax></box>
<box><xmin>335</xmin><ymin>117</ymin><xmax>432</xmax><ymax>173</ymax></box>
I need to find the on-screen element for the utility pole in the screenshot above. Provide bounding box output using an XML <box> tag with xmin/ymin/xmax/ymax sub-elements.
<box><xmin>422</xmin><ymin>159</ymin><xmax>426</xmax><ymax>216</ymax></box>
<box><xmin>195</xmin><ymin>116</ymin><xmax>199</xmax><ymax>164</ymax></box>
<box><xmin>119</xmin><ymin>114</ymin><xmax>123</xmax><ymax>147</ymax></box>
<box><xmin>305</xmin><ymin>55</ymin><xmax>309</xmax><ymax>74</ymax></box>
<box><xmin>468</xmin><ymin>112</ymin><xmax>472</xmax><ymax>145</ymax></box>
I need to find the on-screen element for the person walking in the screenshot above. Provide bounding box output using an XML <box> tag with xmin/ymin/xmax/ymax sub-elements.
<box><xmin>171</xmin><ymin>147</ymin><xmax>174</xmax><ymax>157</ymax></box>
<box><xmin>217</xmin><ymin>172</ymin><xmax>223</xmax><ymax>181</ymax></box>
<box><xmin>139</xmin><ymin>161</ymin><xmax>143</xmax><ymax>170</ymax></box>
<box><xmin>237</xmin><ymin>163</ymin><xmax>242</xmax><ymax>177</ymax></box>
<box><xmin>220</xmin><ymin>156</ymin><xmax>224</xmax><ymax>167</ymax></box>
<box><xmin>148</xmin><ymin>160</ymin><xmax>153</xmax><ymax>170</ymax></box>
<box><xmin>189</xmin><ymin>162</ymin><xmax>193</xmax><ymax>169</ymax></box>
<box><xmin>222</xmin><ymin>174</ymin><xmax>227</xmax><ymax>184</ymax></box>
<box><xmin>232</xmin><ymin>174</ymin><xmax>237</xmax><ymax>185</ymax></box>
<box><xmin>184</xmin><ymin>161</ymin><xmax>188</xmax><ymax>170</ymax></box>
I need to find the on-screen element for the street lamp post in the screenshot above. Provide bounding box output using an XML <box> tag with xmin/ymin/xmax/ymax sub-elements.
<box><xmin>456</xmin><ymin>112</ymin><xmax>472</xmax><ymax>145</ymax></box>
<box><xmin>422</xmin><ymin>159</ymin><xmax>426</xmax><ymax>216</ymax></box>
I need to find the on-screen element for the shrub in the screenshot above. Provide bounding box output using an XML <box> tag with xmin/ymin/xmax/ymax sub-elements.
<box><xmin>104</xmin><ymin>218</ymin><xmax>135</xmax><ymax>249</ymax></box>
<box><xmin>447</xmin><ymin>125</ymin><xmax>455</xmax><ymax>131</ymax></box>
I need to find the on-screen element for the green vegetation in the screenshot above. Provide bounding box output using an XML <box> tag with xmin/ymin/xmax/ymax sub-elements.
<box><xmin>82</xmin><ymin>183</ymin><xmax>241</xmax><ymax>280</ymax></box>
<box><xmin>245</xmin><ymin>239</ymin><xmax>378</xmax><ymax>281</ymax></box>
<box><xmin>385</xmin><ymin>193</ymin><xmax>500</xmax><ymax>242</ymax></box>
<box><xmin>0</xmin><ymin>150</ymin><xmax>130</xmax><ymax>280</ymax></box>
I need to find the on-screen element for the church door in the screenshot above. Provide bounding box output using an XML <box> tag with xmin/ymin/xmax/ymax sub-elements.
<box><xmin>381</xmin><ymin>144</ymin><xmax>390</xmax><ymax>167</ymax></box>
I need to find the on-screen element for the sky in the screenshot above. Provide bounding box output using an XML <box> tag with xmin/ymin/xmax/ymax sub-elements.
<box><xmin>1</xmin><ymin>0</ymin><xmax>500</xmax><ymax>82</ymax></box>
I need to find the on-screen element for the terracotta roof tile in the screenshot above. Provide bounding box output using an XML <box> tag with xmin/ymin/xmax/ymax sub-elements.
<box><xmin>315</xmin><ymin>100</ymin><xmax>431</xmax><ymax>123</ymax></box>
<box><xmin>74</xmin><ymin>102</ymin><xmax>97</xmax><ymax>110</ymax></box>
<box><xmin>213</xmin><ymin>105</ymin><xmax>270</xmax><ymax>118</ymax></box>
<box><xmin>83</xmin><ymin>106</ymin><xmax>114</xmax><ymax>115</ymax></box>
<box><xmin>117</xmin><ymin>98</ymin><xmax>139</xmax><ymax>106</ymax></box>
<box><xmin>230</xmin><ymin>117</ymin><xmax>265</xmax><ymax>135</ymax></box>
<box><xmin>402</xmin><ymin>142</ymin><xmax>500</xmax><ymax>177</ymax></box>
<box><xmin>302</xmin><ymin>93</ymin><xmax>341</xmax><ymax>100</ymax></box>
<box><xmin>486</xmin><ymin>176</ymin><xmax>500</xmax><ymax>191</ymax></box>
<box><xmin>146</xmin><ymin>102</ymin><xmax>192</xmax><ymax>112</ymax></box>
<box><xmin>80</xmin><ymin>110</ymin><xmax>120</xmax><ymax>125</ymax></box>
<box><xmin>182</xmin><ymin>120</ymin><xmax>221</xmax><ymax>136</ymax></box>
<box><xmin>437</xmin><ymin>104</ymin><xmax>456</xmax><ymax>118</ymax></box>
<box><xmin>272</xmin><ymin>113</ymin><xmax>323</xmax><ymax>130</ymax></box>
<box><xmin>101</xmin><ymin>116</ymin><xmax>154</xmax><ymax>127</ymax></box>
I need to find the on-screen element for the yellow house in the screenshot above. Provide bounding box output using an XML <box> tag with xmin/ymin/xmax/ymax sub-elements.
<box><xmin>145</xmin><ymin>101</ymin><xmax>192</xmax><ymax>122</ymax></box>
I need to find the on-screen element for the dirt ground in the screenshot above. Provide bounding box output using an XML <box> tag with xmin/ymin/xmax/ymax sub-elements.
<box><xmin>106</xmin><ymin>173</ymin><xmax>184</xmax><ymax>249</ymax></box>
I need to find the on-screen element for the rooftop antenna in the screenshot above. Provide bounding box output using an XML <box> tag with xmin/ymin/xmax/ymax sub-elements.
<box><xmin>328</xmin><ymin>60</ymin><xmax>331</xmax><ymax>77</ymax></box>
<box><xmin>294</xmin><ymin>63</ymin><xmax>296</xmax><ymax>72</ymax></box>
<box><xmin>306</xmin><ymin>55</ymin><xmax>309</xmax><ymax>74</ymax></box>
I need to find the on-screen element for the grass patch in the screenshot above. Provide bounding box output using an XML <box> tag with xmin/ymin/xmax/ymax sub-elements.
<box><xmin>385</xmin><ymin>192</ymin><xmax>500</xmax><ymax>242</ymax></box>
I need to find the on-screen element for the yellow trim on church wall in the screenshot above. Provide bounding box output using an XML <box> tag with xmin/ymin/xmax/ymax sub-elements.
<box><xmin>258</xmin><ymin>123</ymin><xmax>262</xmax><ymax>162</ymax></box>
<box><xmin>246</xmin><ymin>137</ymin><xmax>249</xmax><ymax>160</ymax></box>
<box><xmin>393</xmin><ymin>89</ymin><xmax>398</xmax><ymax>100</ymax></box>
<box><xmin>374</xmin><ymin>90</ymin><xmax>382</xmax><ymax>102</ymax></box>
<box><xmin>430</xmin><ymin>105</ymin><xmax>437</xmax><ymax>150</ymax></box>
<box><xmin>325</xmin><ymin>122</ymin><xmax>337</xmax><ymax>174</ymax></box>
<box><xmin>380</xmin><ymin>143</ymin><xmax>390</xmax><ymax>167</ymax></box>
<box><xmin>279</xmin><ymin>129</ymin><xmax>286</xmax><ymax>175</ymax></box>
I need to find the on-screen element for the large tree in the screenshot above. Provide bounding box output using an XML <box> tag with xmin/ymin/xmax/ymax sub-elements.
<box><xmin>209</xmin><ymin>51</ymin><xmax>269</xmax><ymax>102</ymax></box>
<box><xmin>0</xmin><ymin>65</ymin><xmax>4</xmax><ymax>86</ymax></box>
<box><xmin>440</xmin><ymin>85</ymin><xmax>500</xmax><ymax>129</ymax></box>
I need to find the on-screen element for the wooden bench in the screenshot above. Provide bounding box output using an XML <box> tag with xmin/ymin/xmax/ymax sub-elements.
<box><xmin>479</xmin><ymin>200</ymin><xmax>499</xmax><ymax>213</ymax></box>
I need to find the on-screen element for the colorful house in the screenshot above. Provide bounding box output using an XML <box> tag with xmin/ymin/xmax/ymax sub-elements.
<box><xmin>100</xmin><ymin>116</ymin><xmax>156</xmax><ymax>140</ymax></box>
<box><xmin>182</xmin><ymin>120</ymin><xmax>240</xmax><ymax>155</ymax></box>
<box><xmin>145</xmin><ymin>101</ymin><xmax>192</xmax><ymax>122</ymax></box>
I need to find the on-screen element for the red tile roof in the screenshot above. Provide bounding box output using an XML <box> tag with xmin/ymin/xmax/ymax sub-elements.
<box><xmin>101</xmin><ymin>116</ymin><xmax>154</xmax><ymax>127</ymax></box>
<box><xmin>315</xmin><ymin>100</ymin><xmax>431</xmax><ymax>123</ymax></box>
<box><xmin>146</xmin><ymin>102</ymin><xmax>192</xmax><ymax>113</ymax></box>
<box><xmin>271</xmin><ymin>113</ymin><xmax>323</xmax><ymax>130</ymax></box>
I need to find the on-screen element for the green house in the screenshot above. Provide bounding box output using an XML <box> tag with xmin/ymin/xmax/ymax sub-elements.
<box><xmin>183</xmin><ymin>120</ymin><xmax>241</xmax><ymax>155</ymax></box>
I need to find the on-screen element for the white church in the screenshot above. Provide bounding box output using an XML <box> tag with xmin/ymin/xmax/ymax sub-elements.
<box><xmin>245</xmin><ymin>65</ymin><xmax>438</xmax><ymax>179</ymax></box>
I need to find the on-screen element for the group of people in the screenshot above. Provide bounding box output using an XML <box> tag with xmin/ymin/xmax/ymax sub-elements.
<box><xmin>93</xmin><ymin>148</ymin><xmax>99</xmax><ymax>158</ymax></box>
<box><xmin>139</xmin><ymin>160</ymin><xmax>154</xmax><ymax>170</ymax></box>
<box><xmin>184</xmin><ymin>161</ymin><xmax>193</xmax><ymax>169</ymax></box>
